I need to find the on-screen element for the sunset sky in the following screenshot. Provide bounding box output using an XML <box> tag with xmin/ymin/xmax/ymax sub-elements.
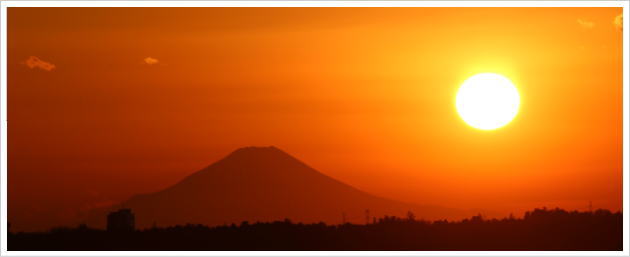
<box><xmin>7</xmin><ymin>7</ymin><xmax>623</xmax><ymax>231</ymax></box>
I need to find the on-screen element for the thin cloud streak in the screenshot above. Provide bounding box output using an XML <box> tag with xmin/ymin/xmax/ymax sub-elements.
<box><xmin>23</xmin><ymin>56</ymin><xmax>56</xmax><ymax>71</ymax></box>
<box><xmin>577</xmin><ymin>19</ymin><xmax>595</xmax><ymax>29</ymax></box>
<box><xmin>613</xmin><ymin>14</ymin><xmax>622</xmax><ymax>30</ymax></box>
<box><xmin>144</xmin><ymin>57</ymin><xmax>159</xmax><ymax>65</ymax></box>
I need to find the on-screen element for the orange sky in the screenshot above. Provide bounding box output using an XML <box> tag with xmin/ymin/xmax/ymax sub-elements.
<box><xmin>7</xmin><ymin>7</ymin><xmax>623</xmax><ymax>231</ymax></box>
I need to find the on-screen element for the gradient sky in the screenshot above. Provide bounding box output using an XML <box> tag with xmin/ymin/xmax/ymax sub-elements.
<box><xmin>7</xmin><ymin>7</ymin><xmax>623</xmax><ymax>231</ymax></box>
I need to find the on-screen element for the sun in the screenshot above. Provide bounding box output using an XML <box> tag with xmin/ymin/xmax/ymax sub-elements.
<box><xmin>456</xmin><ymin>73</ymin><xmax>520</xmax><ymax>130</ymax></box>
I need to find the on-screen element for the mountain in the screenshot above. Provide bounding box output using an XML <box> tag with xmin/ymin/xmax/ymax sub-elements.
<box><xmin>86</xmin><ymin>146</ymin><xmax>470</xmax><ymax>229</ymax></box>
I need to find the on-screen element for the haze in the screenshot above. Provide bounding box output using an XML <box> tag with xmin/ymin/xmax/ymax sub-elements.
<box><xmin>7</xmin><ymin>7</ymin><xmax>623</xmax><ymax>231</ymax></box>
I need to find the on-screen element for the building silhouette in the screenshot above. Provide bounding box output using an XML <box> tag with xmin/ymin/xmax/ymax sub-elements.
<box><xmin>107</xmin><ymin>209</ymin><xmax>135</xmax><ymax>232</ymax></box>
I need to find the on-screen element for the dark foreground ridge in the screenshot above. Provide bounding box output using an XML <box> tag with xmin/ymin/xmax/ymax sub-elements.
<box><xmin>9</xmin><ymin>208</ymin><xmax>622</xmax><ymax>251</ymax></box>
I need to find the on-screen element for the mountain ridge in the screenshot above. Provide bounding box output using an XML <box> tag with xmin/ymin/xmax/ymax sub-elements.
<box><xmin>86</xmin><ymin>146</ymin><xmax>470</xmax><ymax>228</ymax></box>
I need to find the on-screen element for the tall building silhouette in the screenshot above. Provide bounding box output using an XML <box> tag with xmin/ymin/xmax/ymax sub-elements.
<box><xmin>107</xmin><ymin>209</ymin><xmax>135</xmax><ymax>232</ymax></box>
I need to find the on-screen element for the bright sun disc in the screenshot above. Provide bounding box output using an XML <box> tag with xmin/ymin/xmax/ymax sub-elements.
<box><xmin>456</xmin><ymin>73</ymin><xmax>520</xmax><ymax>130</ymax></box>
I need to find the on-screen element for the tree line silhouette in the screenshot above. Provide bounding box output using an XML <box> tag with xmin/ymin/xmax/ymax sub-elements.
<box><xmin>8</xmin><ymin>207</ymin><xmax>622</xmax><ymax>251</ymax></box>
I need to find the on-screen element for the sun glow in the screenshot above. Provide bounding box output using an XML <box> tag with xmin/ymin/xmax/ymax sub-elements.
<box><xmin>456</xmin><ymin>73</ymin><xmax>520</xmax><ymax>130</ymax></box>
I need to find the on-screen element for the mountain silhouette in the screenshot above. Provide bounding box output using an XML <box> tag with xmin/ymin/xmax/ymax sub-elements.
<box><xmin>86</xmin><ymin>146</ymin><xmax>469</xmax><ymax>229</ymax></box>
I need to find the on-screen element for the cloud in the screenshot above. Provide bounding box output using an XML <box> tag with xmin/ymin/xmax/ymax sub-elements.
<box><xmin>23</xmin><ymin>56</ymin><xmax>56</xmax><ymax>71</ymax></box>
<box><xmin>144</xmin><ymin>57</ymin><xmax>159</xmax><ymax>65</ymax></box>
<box><xmin>577</xmin><ymin>19</ymin><xmax>595</xmax><ymax>29</ymax></box>
<box><xmin>614</xmin><ymin>13</ymin><xmax>623</xmax><ymax>30</ymax></box>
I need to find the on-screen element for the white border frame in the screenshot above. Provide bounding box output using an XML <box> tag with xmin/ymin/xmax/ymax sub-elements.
<box><xmin>0</xmin><ymin>1</ymin><xmax>628</xmax><ymax>256</ymax></box>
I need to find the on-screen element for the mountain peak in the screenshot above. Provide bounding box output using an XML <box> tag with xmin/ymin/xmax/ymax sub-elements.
<box><xmin>86</xmin><ymin>146</ymin><xmax>469</xmax><ymax>229</ymax></box>
<box><xmin>232</xmin><ymin>146</ymin><xmax>283</xmax><ymax>154</ymax></box>
<box><xmin>225</xmin><ymin>146</ymin><xmax>289</xmax><ymax>161</ymax></box>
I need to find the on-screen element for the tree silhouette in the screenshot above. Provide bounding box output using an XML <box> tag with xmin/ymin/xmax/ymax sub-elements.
<box><xmin>8</xmin><ymin>208</ymin><xmax>622</xmax><ymax>251</ymax></box>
